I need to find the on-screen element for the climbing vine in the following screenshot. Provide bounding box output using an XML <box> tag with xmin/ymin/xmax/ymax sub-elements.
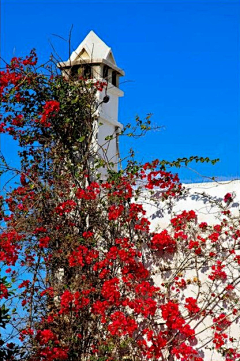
<box><xmin>1</xmin><ymin>51</ymin><xmax>240</xmax><ymax>361</ymax></box>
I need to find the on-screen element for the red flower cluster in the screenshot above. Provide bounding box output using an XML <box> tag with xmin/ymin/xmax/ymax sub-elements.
<box><xmin>224</xmin><ymin>192</ymin><xmax>233</xmax><ymax>203</ymax></box>
<box><xmin>76</xmin><ymin>182</ymin><xmax>100</xmax><ymax>200</ymax></box>
<box><xmin>209</xmin><ymin>261</ymin><xmax>227</xmax><ymax>281</ymax></box>
<box><xmin>161</xmin><ymin>300</ymin><xmax>195</xmax><ymax>339</ymax></box>
<box><xmin>172</xmin><ymin>342</ymin><xmax>202</xmax><ymax>361</ymax></box>
<box><xmin>101</xmin><ymin>278</ymin><xmax>120</xmax><ymax>304</ymax></box>
<box><xmin>22</xmin><ymin>50</ymin><xmax>38</xmax><ymax>66</ymax></box>
<box><xmin>103</xmin><ymin>178</ymin><xmax>133</xmax><ymax>200</ymax></box>
<box><xmin>125</xmin><ymin>297</ymin><xmax>157</xmax><ymax>317</ymax></box>
<box><xmin>18</xmin><ymin>280</ymin><xmax>30</xmax><ymax>289</ymax></box>
<box><xmin>213</xmin><ymin>332</ymin><xmax>228</xmax><ymax>349</ymax></box>
<box><xmin>0</xmin><ymin>230</ymin><xmax>22</xmax><ymax>265</ymax></box>
<box><xmin>185</xmin><ymin>297</ymin><xmax>200</xmax><ymax>314</ymax></box>
<box><xmin>127</xmin><ymin>203</ymin><xmax>146</xmax><ymax>220</ymax></box>
<box><xmin>108</xmin><ymin>311</ymin><xmax>138</xmax><ymax>337</ymax></box>
<box><xmin>82</xmin><ymin>231</ymin><xmax>93</xmax><ymax>239</ymax></box>
<box><xmin>161</xmin><ymin>301</ymin><xmax>185</xmax><ymax>330</ymax></box>
<box><xmin>39</xmin><ymin>100</ymin><xmax>60</xmax><ymax>127</ymax></box>
<box><xmin>145</xmin><ymin>169</ymin><xmax>181</xmax><ymax>196</ymax></box>
<box><xmin>108</xmin><ymin>204</ymin><xmax>124</xmax><ymax>220</ymax></box>
<box><xmin>39</xmin><ymin>236</ymin><xmax>51</xmax><ymax>248</ymax></box>
<box><xmin>40</xmin><ymin>287</ymin><xmax>54</xmax><ymax>298</ymax></box>
<box><xmin>213</xmin><ymin>313</ymin><xmax>231</xmax><ymax>331</ymax></box>
<box><xmin>199</xmin><ymin>222</ymin><xmax>208</xmax><ymax>229</ymax></box>
<box><xmin>37</xmin><ymin>347</ymin><xmax>68</xmax><ymax>361</ymax></box>
<box><xmin>35</xmin><ymin>329</ymin><xmax>57</xmax><ymax>345</ymax></box>
<box><xmin>171</xmin><ymin>210</ymin><xmax>197</xmax><ymax>231</ymax></box>
<box><xmin>59</xmin><ymin>290</ymin><xmax>90</xmax><ymax>314</ymax></box>
<box><xmin>69</xmin><ymin>245</ymin><xmax>99</xmax><ymax>267</ymax></box>
<box><xmin>188</xmin><ymin>239</ymin><xmax>202</xmax><ymax>255</ymax></box>
<box><xmin>208</xmin><ymin>232</ymin><xmax>220</xmax><ymax>243</ymax></box>
<box><xmin>94</xmin><ymin>80</ymin><xmax>107</xmax><ymax>91</ymax></box>
<box><xmin>0</xmin><ymin>68</ymin><xmax>22</xmax><ymax>97</ymax></box>
<box><xmin>11</xmin><ymin>114</ymin><xmax>24</xmax><ymax>127</ymax></box>
<box><xmin>0</xmin><ymin>283</ymin><xmax>9</xmax><ymax>299</ymax></box>
<box><xmin>151</xmin><ymin>230</ymin><xmax>177</xmax><ymax>253</ymax></box>
<box><xmin>55</xmin><ymin>200</ymin><xmax>77</xmax><ymax>216</ymax></box>
<box><xmin>135</xmin><ymin>281</ymin><xmax>159</xmax><ymax>295</ymax></box>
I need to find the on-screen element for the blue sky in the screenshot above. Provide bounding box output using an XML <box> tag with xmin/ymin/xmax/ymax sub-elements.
<box><xmin>1</xmin><ymin>0</ymin><xmax>240</xmax><ymax>182</ymax></box>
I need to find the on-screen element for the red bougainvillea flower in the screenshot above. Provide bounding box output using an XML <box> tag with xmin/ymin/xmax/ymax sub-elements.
<box><xmin>185</xmin><ymin>297</ymin><xmax>200</xmax><ymax>314</ymax></box>
<box><xmin>151</xmin><ymin>230</ymin><xmax>176</xmax><ymax>253</ymax></box>
<box><xmin>39</xmin><ymin>100</ymin><xmax>60</xmax><ymax>127</ymax></box>
<box><xmin>224</xmin><ymin>193</ymin><xmax>233</xmax><ymax>203</ymax></box>
<box><xmin>108</xmin><ymin>311</ymin><xmax>138</xmax><ymax>336</ymax></box>
<box><xmin>171</xmin><ymin>210</ymin><xmax>197</xmax><ymax>231</ymax></box>
<box><xmin>0</xmin><ymin>283</ymin><xmax>10</xmax><ymax>299</ymax></box>
<box><xmin>35</xmin><ymin>329</ymin><xmax>57</xmax><ymax>345</ymax></box>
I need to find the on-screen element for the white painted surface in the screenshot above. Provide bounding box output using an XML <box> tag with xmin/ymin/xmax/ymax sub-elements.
<box><xmin>143</xmin><ymin>180</ymin><xmax>240</xmax><ymax>230</ymax></box>
<box><xmin>68</xmin><ymin>31</ymin><xmax>124</xmax><ymax>173</ymax></box>
<box><xmin>70</xmin><ymin>30</ymin><xmax>117</xmax><ymax>66</ymax></box>
<box><xmin>142</xmin><ymin>180</ymin><xmax>240</xmax><ymax>360</ymax></box>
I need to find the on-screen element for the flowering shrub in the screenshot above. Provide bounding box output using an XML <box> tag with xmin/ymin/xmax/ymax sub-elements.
<box><xmin>1</xmin><ymin>51</ymin><xmax>240</xmax><ymax>361</ymax></box>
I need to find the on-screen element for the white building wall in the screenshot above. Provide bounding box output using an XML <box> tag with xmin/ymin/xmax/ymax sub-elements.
<box><xmin>144</xmin><ymin>180</ymin><xmax>240</xmax><ymax>231</ymax></box>
<box><xmin>97</xmin><ymin>85</ymin><xmax>123</xmax><ymax>125</ymax></box>
<box><xmin>97</xmin><ymin>118</ymin><xmax>118</xmax><ymax>168</ymax></box>
<box><xmin>95</xmin><ymin>84</ymin><xmax>123</xmax><ymax>174</ymax></box>
<box><xmin>143</xmin><ymin>180</ymin><xmax>240</xmax><ymax>360</ymax></box>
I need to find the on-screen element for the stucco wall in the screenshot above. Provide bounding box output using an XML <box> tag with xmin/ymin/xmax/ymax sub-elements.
<box><xmin>142</xmin><ymin>179</ymin><xmax>240</xmax><ymax>360</ymax></box>
<box><xmin>143</xmin><ymin>180</ymin><xmax>240</xmax><ymax>231</ymax></box>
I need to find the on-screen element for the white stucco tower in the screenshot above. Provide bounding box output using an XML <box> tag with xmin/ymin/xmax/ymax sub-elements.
<box><xmin>58</xmin><ymin>31</ymin><xmax>124</xmax><ymax>174</ymax></box>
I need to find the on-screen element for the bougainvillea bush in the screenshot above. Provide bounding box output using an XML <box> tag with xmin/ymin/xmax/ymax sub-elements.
<box><xmin>1</xmin><ymin>52</ymin><xmax>240</xmax><ymax>361</ymax></box>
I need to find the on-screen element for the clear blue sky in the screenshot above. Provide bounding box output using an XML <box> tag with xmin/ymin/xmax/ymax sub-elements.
<box><xmin>1</xmin><ymin>0</ymin><xmax>240</xmax><ymax>182</ymax></box>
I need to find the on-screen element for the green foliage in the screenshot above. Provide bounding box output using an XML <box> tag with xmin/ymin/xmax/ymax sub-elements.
<box><xmin>159</xmin><ymin>155</ymin><xmax>219</xmax><ymax>169</ymax></box>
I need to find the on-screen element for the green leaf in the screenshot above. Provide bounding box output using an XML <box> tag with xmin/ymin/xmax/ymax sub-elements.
<box><xmin>78</xmin><ymin>136</ymin><xmax>85</xmax><ymax>142</ymax></box>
